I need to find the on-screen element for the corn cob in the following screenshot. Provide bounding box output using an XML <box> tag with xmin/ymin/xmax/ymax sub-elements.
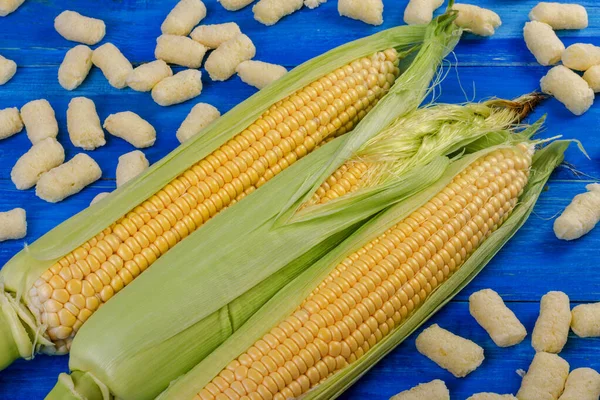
<box><xmin>192</xmin><ymin>145</ymin><xmax>532</xmax><ymax>400</ymax></box>
<box><xmin>24</xmin><ymin>49</ymin><xmax>400</xmax><ymax>353</ymax></box>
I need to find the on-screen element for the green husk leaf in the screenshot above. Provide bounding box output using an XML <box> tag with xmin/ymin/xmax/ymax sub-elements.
<box><xmin>0</xmin><ymin>20</ymin><xmax>432</xmax><ymax>299</ymax></box>
<box><xmin>157</xmin><ymin>141</ymin><xmax>567</xmax><ymax>400</ymax></box>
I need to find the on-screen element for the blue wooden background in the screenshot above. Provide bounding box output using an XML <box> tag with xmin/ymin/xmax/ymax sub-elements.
<box><xmin>1</xmin><ymin>0</ymin><xmax>599</xmax><ymax>399</ymax></box>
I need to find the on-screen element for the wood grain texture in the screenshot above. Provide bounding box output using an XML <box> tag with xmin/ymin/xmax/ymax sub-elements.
<box><xmin>0</xmin><ymin>0</ymin><xmax>599</xmax><ymax>399</ymax></box>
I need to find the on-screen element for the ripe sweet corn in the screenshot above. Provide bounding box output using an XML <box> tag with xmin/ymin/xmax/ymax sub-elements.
<box><xmin>191</xmin><ymin>145</ymin><xmax>533</xmax><ymax>399</ymax></box>
<box><xmin>23</xmin><ymin>47</ymin><xmax>401</xmax><ymax>353</ymax></box>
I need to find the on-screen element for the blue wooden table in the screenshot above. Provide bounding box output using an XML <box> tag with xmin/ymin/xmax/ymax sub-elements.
<box><xmin>1</xmin><ymin>1</ymin><xmax>599</xmax><ymax>399</ymax></box>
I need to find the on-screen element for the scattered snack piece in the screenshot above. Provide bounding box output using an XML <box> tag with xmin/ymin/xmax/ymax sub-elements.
<box><xmin>161</xmin><ymin>0</ymin><xmax>206</xmax><ymax>36</ymax></box>
<box><xmin>0</xmin><ymin>107</ymin><xmax>23</xmax><ymax>140</ymax></box>
<box><xmin>415</xmin><ymin>324</ymin><xmax>485</xmax><ymax>378</ymax></box>
<box><xmin>205</xmin><ymin>34</ymin><xmax>256</xmax><ymax>81</ymax></box>
<box><xmin>304</xmin><ymin>0</ymin><xmax>326</xmax><ymax>9</ymax></box>
<box><xmin>103</xmin><ymin>112</ymin><xmax>156</xmax><ymax>148</ymax></box>
<box><xmin>151</xmin><ymin>69</ymin><xmax>203</xmax><ymax>106</ymax></box>
<box><xmin>0</xmin><ymin>54</ymin><xmax>17</xmax><ymax>85</ymax></box>
<box><xmin>452</xmin><ymin>4</ymin><xmax>501</xmax><ymax>36</ymax></box>
<box><xmin>116</xmin><ymin>150</ymin><xmax>149</xmax><ymax>187</ymax></box>
<box><xmin>554</xmin><ymin>184</ymin><xmax>600</xmax><ymax>240</ymax></box>
<box><xmin>583</xmin><ymin>66</ymin><xmax>600</xmax><ymax>93</ymax></box>
<box><xmin>155</xmin><ymin>34</ymin><xmax>207</xmax><ymax>69</ymax></box>
<box><xmin>20</xmin><ymin>99</ymin><xmax>59</xmax><ymax>145</ymax></box>
<box><xmin>0</xmin><ymin>208</ymin><xmax>26</xmax><ymax>242</ymax></box>
<box><xmin>126</xmin><ymin>60</ymin><xmax>172</xmax><ymax>92</ymax></box>
<box><xmin>529</xmin><ymin>2</ymin><xmax>588</xmax><ymax>30</ymax></box>
<box><xmin>469</xmin><ymin>289</ymin><xmax>527</xmax><ymax>347</ymax></box>
<box><xmin>561</xmin><ymin>43</ymin><xmax>600</xmax><ymax>72</ymax></box>
<box><xmin>389</xmin><ymin>380</ymin><xmax>449</xmax><ymax>400</ymax></box>
<box><xmin>218</xmin><ymin>0</ymin><xmax>254</xmax><ymax>11</ymax></box>
<box><xmin>236</xmin><ymin>60</ymin><xmax>287</xmax><ymax>89</ymax></box>
<box><xmin>58</xmin><ymin>45</ymin><xmax>93</xmax><ymax>90</ymax></box>
<box><xmin>517</xmin><ymin>352</ymin><xmax>569</xmax><ymax>400</ymax></box>
<box><xmin>0</xmin><ymin>0</ymin><xmax>25</xmax><ymax>16</ymax></box>
<box><xmin>253</xmin><ymin>0</ymin><xmax>303</xmax><ymax>26</ymax></box>
<box><xmin>92</xmin><ymin>43</ymin><xmax>134</xmax><ymax>89</ymax></box>
<box><xmin>54</xmin><ymin>10</ymin><xmax>106</xmax><ymax>45</ymax></box>
<box><xmin>11</xmin><ymin>137</ymin><xmax>65</xmax><ymax>190</ymax></box>
<box><xmin>467</xmin><ymin>394</ymin><xmax>517</xmax><ymax>400</ymax></box>
<box><xmin>176</xmin><ymin>103</ymin><xmax>220</xmax><ymax>143</ymax></box>
<box><xmin>540</xmin><ymin>65</ymin><xmax>594</xmax><ymax>116</ymax></box>
<box><xmin>190</xmin><ymin>22</ymin><xmax>241</xmax><ymax>49</ymax></box>
<box><xmin>404</xmin><ymin>0</ymin><xmax>444</xmax><ymax>25</ymax></box>
<box><xmin>531</xmin><ymin>291</ymin><xmax>571</xmax><ymax>353</ymax></box>
<box><xmin>67</xmin><ymin>97</ymin><xmax>105</xmax><ymax>150</ymax></box>
<box><xmin>571</xmin><ymin>302</ymin><xmax>600</xmax><ymax>337</ymax></box>
<box><xmin>338</xmin><ymin>0</ymin><xmax>384</xmax><ymax>26</ymax></box>
<box><xmin>36</xmin><ymin>153</ymin><xmax>101</xmax><ymax>203</ymax></box>
<box><xmin>558</xmin><ymin>368</ymin><xmax>600</xmax><ymax>400</ymax></box>
<box><xmin>523</xmin><ymin>21</ymin><xmax>564</xmax><ymax>66</ymax></box>
<box><xmin>90</xmin><ymin>192</ymin><xmax>110</xmax><ymax>205</ymax></box>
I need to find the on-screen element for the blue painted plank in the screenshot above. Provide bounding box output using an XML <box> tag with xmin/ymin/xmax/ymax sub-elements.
<box><xmin>1</xmin><ymin>0</ymin><xmax>600</xmax><ymax>399</ymax></box>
